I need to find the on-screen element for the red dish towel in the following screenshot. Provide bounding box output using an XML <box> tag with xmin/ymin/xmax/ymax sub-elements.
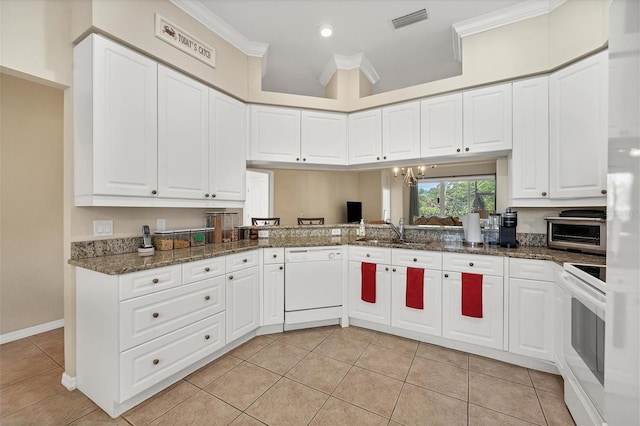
<box><xmin>406</xmin><ymin>267</ymin><xmax>425</xmax><ymax>310</ymax></box>
<box><xmin>462</xmin><ymin>272</ymin><xmax>483</xmax><ymax>318</ymax></box>
<box><xmin>361</xmin><ymin>262</ymin><xmax>377</xmax><ymax>303</ymax></box>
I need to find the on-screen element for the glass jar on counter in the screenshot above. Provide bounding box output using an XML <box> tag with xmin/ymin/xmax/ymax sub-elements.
<box><xmin>153</xmin><ymin>231</ymin><xmax>174</xmax><ymax>251</ymax></box>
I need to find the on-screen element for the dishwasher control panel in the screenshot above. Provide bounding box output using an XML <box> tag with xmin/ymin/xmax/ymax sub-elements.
<box><xmin>285</xmin><ymin>247</ymin><xmax>342</xmax><ymax>262</ymax></box>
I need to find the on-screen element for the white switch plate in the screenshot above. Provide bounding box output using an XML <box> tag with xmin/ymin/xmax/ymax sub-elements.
<box><xmin>258</xmin><ymin>230</ymin><xmax>269</xmax><ymax>238</ymax></box>
<box><xmin>331</xmin><ymin>228</ymin><xmax>341</xmax><ymax>236</ymax></box>
<box><xmin>157</xmin><ymin>219</ymin><xmax>166</xmax><ymax>232</ymax></box>
<box><xmin>93</xmin><ymin>220</ymin><xmax>113</xmax><ymax>237</ymax></box>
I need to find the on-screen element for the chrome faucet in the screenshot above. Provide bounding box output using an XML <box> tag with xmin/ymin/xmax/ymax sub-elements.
<box><xmin>385</xmin><ymin>217</ymin><xmax>404</xmax><ymax>241</ymax></box>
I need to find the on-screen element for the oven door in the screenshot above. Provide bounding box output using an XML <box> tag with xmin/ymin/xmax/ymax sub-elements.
<box><xmin>562</xmin><ymin>271</ymin><xmax>606</xmax><ymax>417</ymax></box>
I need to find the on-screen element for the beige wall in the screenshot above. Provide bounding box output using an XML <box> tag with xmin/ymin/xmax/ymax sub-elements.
<box><xmin>0</xmin><ymin>74</ymin><xmax>64</xmax><ymax>334</ymax></box>
<box><xmin>358</xmin><ymin>171</ymin><xmax>383</xmax><ymax>221</ymax></box>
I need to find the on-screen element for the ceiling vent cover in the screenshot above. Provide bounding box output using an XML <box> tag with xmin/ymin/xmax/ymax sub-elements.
<box><xmin>392</xmin><ymin>9</ymin><xmax>429</xmax><ymax>30</ymax></box>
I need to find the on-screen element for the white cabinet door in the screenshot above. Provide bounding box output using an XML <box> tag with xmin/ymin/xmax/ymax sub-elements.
<box><xmin>511</xmin><ymin>76</ymin><xmax>549</xmax><ymax>200</ymax></box>
<box><xmin>391</xmin><ymin>266</ymin><xmax>442</xmax><ymax>336</ymax></box>
<box><xmin>249</xmin><ymin>105</ymin><xmax>301</xmax><ymax>163</ymax></box>
<box><xmin>509</xmin><ymin>278</ymin><xmax>554</xmax><ymax>361</ymax></box>
<box><xmin>301</xmin><ymin>110</ymin><xmax>347</xmax><ymax>165</ymax></box>
<box><xmin>463</xmin><ymin>83</ymin><xmax>512</xmax><ymax>154</ymax></box>
<box><xmin>549</xmin><ymin>50</ymin><xmax>608</xmax><ymax>199</ymax></box>
<box><xmin>209</xmin><ymin>90</ymin><xmax>246</xmax><ymax>201</ymax></box>
<box><xmin>158</xmin><ymin>65</ymin><xmax>209</xmax><ymax>199</ymax></box>
<box><xmin>442</xmin><ymin>272</ymin><xmax>504</xmax><ymax>350</ymax></box>
<box><xmin>420</xmin><ymin>93</ymin><xmax>463</xmax><ymax>157</ymax></box>
<box><xmin>263</xmin><ymin>263</ymin><xmax>284</xmax><ymax>326</ymax></box>
<box><xmin>225</xmin><ymin>266</ymin><xmax>260</xmax><ymax>344</ymax></box>
<box><xmin>348</xmin><ymin>261</ymin><xmax>391</xmax><ymax>326</ymax></box>
<box><xmin>75</xmin><ymin>34</ymin><xmax>158</xmax><ymax>199</ymax></box>
<box><xmin>348</xmin><ymin>109</ymin><xmax>383</xmax><ymax>165</ymax></box>
<box><xmin>382</xmin><ymin>101</ymin><xmax>421</xmax><ymax>161</ymax></box>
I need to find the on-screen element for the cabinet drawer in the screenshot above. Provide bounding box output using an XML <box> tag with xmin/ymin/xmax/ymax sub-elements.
<box><xmin>183</xmin><ymin>257</ymin><xmax>225</xmax><ymax>284</ymax></box>
<box><xmin>120</xmin><ymin>312</ymin><xmax>225</xmax><ymax>401</ymax></box>
<box><xmin>120</xmin><ymin>277</ymin><xmax>224</xmax><ymax>351</ymax></box>
<box><xmin>119</xmin><ymin>265</ymin><xmax>182</xmax><ymax>301</ymax></box>
<box><xmin>443</xmin><ymin>253</ymin><xmax>504</xmax><ymax>276</ymax></box>
<box><xmin>349</xmin><ymin>246</ymin><xmax>391</xmax><ymax>264</ymax></box>
<box><xmin>226</xmin><ymin>250</ymin><xmax>260</xmax><ymax>272</ymax></box>
<box><xmin>263</xmin><ymin>248</ymin><xmax>284</xmax><ymax>265</ymax></box>
<box><xmin>509</xmin><ymin>258</ymin><xmax>554</xmax><ymax>281</ymax></box>
<box><xmin>392</xmin><ymin>249</ymin><xmax>442</xmax><ymax>269</ymax></box>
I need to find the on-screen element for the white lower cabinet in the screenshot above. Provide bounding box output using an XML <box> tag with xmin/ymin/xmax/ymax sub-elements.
<box><xmin>263</xmin><ymin>263</ymin><xmax>285</xmax><ymax>326</ymax></box>
<box><xmin>348</xmin><ymin>261</ymin><xmax>391</xmax><ymax>325</ymax></box>
<box><xmin>508</xmin><ymin>258</ymin><xmax>555</xmax><ymax>361</ymax></box>
<box><xmin>391</xmin><ymin>266</ymin><xmax>442</xmax><ymax>336</ymax></box>
<box><xmin>225</xmin><ymin>265</ymin><xmax>260</xmax><ymax>344</ymax></box>
<box><xmin>441</xmin><ymin>253</ymin><xmax>504</xmax><ymax>350</ymax></box>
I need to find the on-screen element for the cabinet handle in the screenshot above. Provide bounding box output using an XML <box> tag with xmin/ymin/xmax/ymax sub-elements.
<box><xmin>303</xmin><ymin>158</ymin><xmax>306</xmax><ymax>162</ymax></box>
<box><xmin>205</xmin><ymin>335</ymin><xmax>210</xmax><ymax>340</ymax></box>
<box><xmin>296</xmin><ymin>157</ymin><xmax>300</xmax><ymax>161</ymax></box>
<box><xmin>413</xmin><ymin>258</ymin><xmax>417</xmax><ymax>262</ymax></box>
<box><xmin>456</xmin><ymin>148</ymin><xmax>461</xmax><ymax>153</ymax></box>
<box><xmin>279</xmin><ymin>266</ymin><xmax>283</xmax><ymax>270</ymax></box>
<box><xmin>273</xmin><ymin>254</ymin><xmax>277</xmax><ymax>258</ymax></box>
<box><xmin>465</xmin><ymin>147</ymin><xmax>470</xmax><ymax>152</ymax></box>
<box><xmin>152</xmin><ymin>312</ymin><xmax>159</xmax><ymax>318</ymax></box>
<box><xmin>205</xmin><ymin>295</ymin><xmax>210</xmax><ymax>301</ymax></box>
<box><xmin>542</xmin><ymin>192</ymin><xmax>547</xmax><ymax>196</ymax></box>
<box><xmin>205</xmin><ymin>193</ymin><xmax>210</xmax><ymax>198</ymax></box>
<box><xmin>229</xmin><ymin>275</ymin><xmax>234</xmax><ymax>280</ymax></box>
<box><xmin>204</xmin><ymin>267</ymin><xmax>210</xmax><ymax>272</ymax></box>
<box><xmin>376</xmin><ymin>157</ymin><xmax>380</xmax><ymax>160</ymax></box>
<box><xmin>152</xmin><ymin>278</ymin><xmax>159</xmax><ymax>284</ymax></box>
<box><xmin>383</xmin><ymin>156</ymin><xmax>387</xmax><ymax>160</ymax></box>
<box><xmin>601</xmin><ymin>189</ymin><xmax>607</xmax><ymax>195</ymax></box>
<box><xmin>243</xmin><ymin>258</ymin><xmax>248</xmax><ymax>263</ymax></box>
<box><xmin>212</xmin><ymin>194</ymin><xmax>216</xmax><ymax>198</ymax></box>
<box><xmin>469</xmin><ymin>262</ymin><xmax>474</xmax><ymax>267</ymax></box>
<box><xmin>366</xmin><ymin>254</ymin><xmax>370</xmax><ymax>257</ymax></box>
<box><xmin>385</xmin><ymin>267</ymin><xmax>389</xmax><ymax>271</ymax></box>
<box><xmin>392</xmin><ymin>268</ymin><xmax>397</xmax><ymax>272</ymax></box>
<box><xmin>151</xmin><ymin>190</ymin><xmax>157</xmax><ymax>195</ymax></box>
<box><xmin>153</xmin><ymin>359</ymin><xmax>159</xmax><ymax>365</ymax></box>
<box><xmin>444</xmin><ymin>273</ymin><xmax>449</xmax><ymax>278</ymax></box>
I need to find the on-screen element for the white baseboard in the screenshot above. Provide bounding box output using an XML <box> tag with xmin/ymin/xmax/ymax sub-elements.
<box><xmin>61</xmin><ymin>372</ymin><xmax>77</xmax><ymax>391</ymax></box>
<box><xmin>0</xmin><ymin>319</ymin><xmax>64</xmax><ymax>344</ymax></box>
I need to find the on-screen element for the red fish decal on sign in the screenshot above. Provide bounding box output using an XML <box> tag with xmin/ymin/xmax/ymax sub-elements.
<box><xmin>163</xmin><ymin>25</ymin><xmax>176</xmax><ymax>39</ymax></box>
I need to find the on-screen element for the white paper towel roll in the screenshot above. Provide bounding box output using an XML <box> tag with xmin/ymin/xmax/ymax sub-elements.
<box><xmin>464</xmin><ymin>213</ymin><xmax>482</xmax><ymax>243</ymax></box>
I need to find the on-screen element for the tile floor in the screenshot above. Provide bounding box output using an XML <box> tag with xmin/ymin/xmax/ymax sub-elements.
<box><xmin>0</xmin><ymin>326</ymin><xmax>576</xmax><ymax>425</ymax></box>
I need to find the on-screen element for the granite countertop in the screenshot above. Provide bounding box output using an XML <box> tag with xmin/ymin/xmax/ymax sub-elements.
<box><xmin>69</xmin><ymin>235</ymin><xmax>605</xmax><ymax>275</ymax></box>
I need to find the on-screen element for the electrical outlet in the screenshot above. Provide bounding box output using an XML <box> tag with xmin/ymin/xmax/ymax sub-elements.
<box><xmin>331</xmin><ymin>228</ymin><xmax>341</xmax><ymax>236</ymax></box>
<box><xmin>93</xmin><ymin>220</ymin><xmax>113</xmax><ymax>237</ymax></box>
<box><xmin>157</xmin><ymin>219</ymin><xmax>166</xmax><ymax>232</ymax></box>
<box><xmin>258</xmin><ymin>230</ymin><xmax>269</xmax><ymax>238</ymax></box>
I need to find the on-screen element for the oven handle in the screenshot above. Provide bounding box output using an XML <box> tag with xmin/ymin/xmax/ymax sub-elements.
<box><xmin>561</xmin><ymin>273</ymin><xmax>606</xmax><ymax>312</ymax></box>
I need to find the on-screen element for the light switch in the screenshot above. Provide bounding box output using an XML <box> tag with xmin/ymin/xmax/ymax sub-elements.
<box><xmin>93</xmin><ymin>220</ymin><xmax>114</xmax><ymax>237</ymax></box>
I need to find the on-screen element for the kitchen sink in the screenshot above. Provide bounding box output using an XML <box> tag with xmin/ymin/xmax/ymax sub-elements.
<box><xmin>356</xmin><ymin>239</ymin><xmax>431</xmax><ymax>248</ymax></box>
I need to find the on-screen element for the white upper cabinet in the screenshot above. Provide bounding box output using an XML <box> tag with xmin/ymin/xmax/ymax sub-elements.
<box><xmin>348</xmin><ymin>109</ymin><xmax>383</xmax><ymax>165</ymax></box>
<box><xmin>549</xmin><ymin>50</ymin><xmax>608</xmax><ymax>199</ymax></box>
<box><xmin>301</xmin><ymin>110</ymin><xmax>348</xmax><ymax>165</ymax></box>
<box><xmin>249</xmin><ymin>105</ymin><xmax>301</xmax><ymax>163</ymax></box>
<box><xmin>382</xmin><ymin>101</ymin><xmax>421</xmax><ymax>161</ymax></box>
<box><xmin>420</xmin><ymin>93</ymin><xmax>463</xmax><ymax>157</ymax></box>
<box><xmin>209</xmin><ymin>90</ymin><xmax>246</xmax><ymax>201</ymax></box>
<box><xmin>463</xmin><ymin>83</ymin><xmax>513</xmax><ymax>153</ymax></box>
<box><xmin>74</xmin><ymin>34</ymin><xmax>158</xmax><ymax>202</ymax></box>
<box><xmin>157</xmin><ymin>65</ymin><xmax>209</xmax><ymax>199</ymax></box>
<box><xmin>510</xmin><ymin>76</ymin><xmax>550</xmax><ymax>200</ymax></box>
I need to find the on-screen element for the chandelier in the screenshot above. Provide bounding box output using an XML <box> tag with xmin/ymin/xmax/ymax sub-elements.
<box><xmin>393</xmin><ymin>166</ymin><xmax>424</xmax><ymax>187</ymax></box>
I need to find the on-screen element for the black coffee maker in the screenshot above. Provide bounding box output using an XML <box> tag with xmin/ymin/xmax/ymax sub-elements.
<box><xmin>499</xmin><ymin>208</ymin><xmax>519</xmax><ymax>248</ymax></box>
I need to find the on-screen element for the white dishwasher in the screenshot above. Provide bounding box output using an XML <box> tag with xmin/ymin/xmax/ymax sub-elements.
<box><xmin>284</xmin><ymin>246</ymin><xmax>343</xmax><ymax>326</ymax></box>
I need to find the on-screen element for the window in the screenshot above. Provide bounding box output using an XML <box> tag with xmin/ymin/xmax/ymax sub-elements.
<box><xmin>416</xmin><ymin>175</ymin><xmax>496</xmax><ymax>219</ymax></box>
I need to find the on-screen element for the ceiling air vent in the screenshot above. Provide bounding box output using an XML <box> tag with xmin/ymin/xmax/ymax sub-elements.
<box><xmin>392</xmin><ymin>9</ymin><xmax>429</xmax><ymax>30</ymax></box>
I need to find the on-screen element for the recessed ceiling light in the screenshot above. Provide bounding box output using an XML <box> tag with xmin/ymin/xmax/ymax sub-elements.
<box><xmin>319</xmin><ymin>24</ymin><xmax>334</xmax><ymax>38</ymax></box>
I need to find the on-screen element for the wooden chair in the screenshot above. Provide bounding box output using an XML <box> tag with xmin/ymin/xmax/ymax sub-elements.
<box><xmin>297</xmin><ymin>217</ymin><xmax>324</xmax><ymax>225</ymax></box>
<box><xmin>251</xmin><ymin>217</ymin><xmax>280</xmax><ymax>226</ymax></box>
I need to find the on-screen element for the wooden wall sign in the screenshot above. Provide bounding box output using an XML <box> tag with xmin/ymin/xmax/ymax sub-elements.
<box><xmin>155</xmin><ymin>14</ymin><xmax>216</xmax><ymax>68</ymax></box>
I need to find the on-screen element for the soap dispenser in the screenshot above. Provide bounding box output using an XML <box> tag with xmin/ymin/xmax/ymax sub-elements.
<box><xmin>359</xmin><ymin>219</ymin><xmax>366</xmax><ymax>238</ymax></box>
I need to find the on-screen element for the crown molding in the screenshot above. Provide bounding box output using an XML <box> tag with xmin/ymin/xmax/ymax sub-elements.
<box><xmin>319</xmin><ymin>53</ymin><xmax>381</xmax><ymax>87</ymax></box>
<box><xmin>169</xmin><ymin>0</ymin><xmax>269</xmax><ymax>75</ymax></box>
<box><xmin>451</xmin><ymin>0</ymin><xmax>567</xmax><ymax>61</ymax></box>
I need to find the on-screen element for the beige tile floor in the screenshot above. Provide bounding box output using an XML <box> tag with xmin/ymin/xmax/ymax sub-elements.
<box><xmin>0</xmin><ymin>326</ymin><xmax>576</xmax><ymax>425</ymax></box>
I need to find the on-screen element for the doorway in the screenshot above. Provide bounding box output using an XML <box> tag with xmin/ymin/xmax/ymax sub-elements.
<box><xmin>245</xmin><ymin>169</ymin><xmax>273</xmax><ymax>225</ymax></box>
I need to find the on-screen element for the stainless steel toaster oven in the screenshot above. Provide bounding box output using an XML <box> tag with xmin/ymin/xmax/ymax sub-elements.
<box><xmin>544</xmin><ymin>216</ymin><xmax>606</xmax><ymax>255</ymax></box>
